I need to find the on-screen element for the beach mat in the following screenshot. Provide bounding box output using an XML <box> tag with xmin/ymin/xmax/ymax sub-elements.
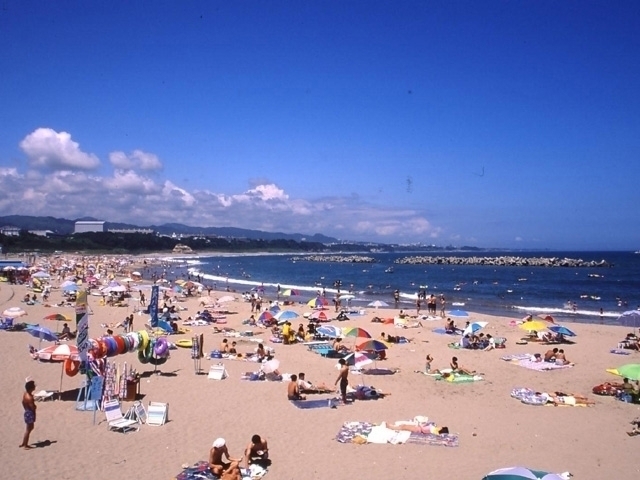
<box><xmin>432</xmin><ymin>328</ymin><xmax>455</xmax><ymax>335</ymax></box>
<box><xmin>291</xmin><ymin>398</ymin><xmax>338</xmax><ymax>409</ymax></box>
<box><xmin>335</xmin><ymin>421</ymin><xmax>374</xmax><ymax>443</ymax></box>
<box><xmin>610</xmin><ymin>349</ymin><xmax>631</xmax><ymax>355</ymax></box>
<box><xmin>174</xmin><ymin>461</ymin><xmax>267</xmax><ymax>480</ymax></box>
<box><xmin>405</xmin><ymin>432</ymin><xmax>459</xmax><ymax>447</ymax></box>
<box><xmin>516</xmin><ymin>359</ymin><xmax>573</xmax><ymax>371</ymax></box>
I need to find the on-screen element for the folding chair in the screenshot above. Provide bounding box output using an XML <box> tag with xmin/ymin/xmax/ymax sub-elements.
<box><xmin>103</xmin><ymin>399</ymin><xmax>139</xmax><ymax>433</ymax></box>
<box><xmin>146</xmin><ymin>402</ymin><xmax>168</xmax><ymax>426</ymax></box>
<box><xmin>208</xmin><ymin>364</ymin><xmax>228</xmax><ymax>380</ymax></box>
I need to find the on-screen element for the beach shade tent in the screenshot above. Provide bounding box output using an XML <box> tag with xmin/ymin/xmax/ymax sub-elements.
<box><xmin>368</xmin><ymin>300</ymin><xmax>389</xmax><ymax>308</ymax></box>
<box><xmin>449</xmin><ymin>309</ymin><xmax>470</xmax><ymax>318</ymax></box>
<box><xmin>607</xmin><ymin>364</ymin><xmax>640</xmax><ymax>381</ymax></box>
<box><xmin>257</xmin><ymin>311</ymin><xmax>275</xmax><ymax>324</ymax></box>
<box><xmin>307</xmin><ymin>297</ymin><xmax>328</xmax><ymax>309</ymax></box>
<box><xmin>309</xmin><ymin>310</ymin><xmax>328</xmax><ymax>322</ymax></box>
<box><xmin>217</xmin><ymin>295</ymin><xmax>235</xmax><ymax>303</ymax></box>
<box><xmin>462</xmin><ymin>321</ymin><xmax>488</xmax><ymax>337</ymax></box>
<box><xmin>519</xmin><ymin>321</ymin><xmax>548</xmax><ymax>332</ymax></box>
<box><xmin>26</xmin><ymin>325</ymin><xmax>58</xmax><ymax>344</ymax></box>
<box><xmin>482</xmin><ymin>467</ymin><xmax>566</xmax><ymax>480</ymax></box>
<box><xmin>268</xmin><ymin>305</ymin><xmax>281</xmax><ymax>314</ymax></box>
<box><xmin>275</xmin><ymin>310</ymin><xmax>300</xmax><ymax>324</ymax></box>
<box><xmin>316</xmin><ymin>325</ymin><xmax>342</xmax><ymax>338</ymax></box>
<box><xmin>548</xmin><ymin>325</ymin><xmax>576</xmax><ymax>337</ymax></box>
<box><xmin>342</xmin><ymin>327</ymin><xmax>372</xmax><ymax>339</ymax></box>
<box><xmin>3</xmin><ymin>307</ymin><xmax>27</xmax><ymax>318</ymax></box>
<box><xmin>35</xmin><ymin>343</ymin><xmax>79</xmax><ymax>362</ymax></box>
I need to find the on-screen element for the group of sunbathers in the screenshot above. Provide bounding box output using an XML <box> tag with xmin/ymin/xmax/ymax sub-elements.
<box><xmin>618</xmin><ymin>333</ymin><xmax>640</xmax><ymax>351</ymax></box>
<box><xmin>460</xmin><ymin>333</ymin><xmax>495</xmax><ymax>351</ymax></box>
<box><xmin>531</xmin><ymin>347</ymin><xmax>571</xmax><ymax>365</ymax></box>
<box><xmin>209</xmin><ymin>435</ymin><xmax>269</xmax><ymax>479</ymax></box>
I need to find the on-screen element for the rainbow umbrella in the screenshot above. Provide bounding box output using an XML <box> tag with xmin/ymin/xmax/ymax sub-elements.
<box><xmin>342</xmin><ymin>327</ymin><xmax>372</xmax><ymax>339</ymax></box>
<box><xmin>44</xmin><ymin>313</ymin><xmax>72</xmax><ymax>322</ymax></box>
<box><xmin>307</xmin><ymin>297</ymin><xmax>328</xmax><ymax>308</ymax></box>
<box><xmin>258</xmin><ymin>311</ymin><xmax>274</xmax><ymax>323</ymax></box>
<box><xmin>356</xmin><ymin>339</ymin><xmax>389</xmax><ymax>352</ymax></box>
<box><xmin>282</xmin><ymin>289</ymin><xmax>301</xmax><ymax>297</ymax></box>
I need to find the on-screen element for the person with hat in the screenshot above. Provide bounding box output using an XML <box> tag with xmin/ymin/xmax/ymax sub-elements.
<box><xmin>209</xmin><ymin>437</ymin><xmax>241</xmax><ymax>477</ymax></box>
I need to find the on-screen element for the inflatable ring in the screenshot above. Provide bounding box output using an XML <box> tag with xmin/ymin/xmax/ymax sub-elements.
<box><xmin>138</xmin><ymin>330</ymin><xmax>149</xmax><ymax>352</ymax></box>
<box><xmin>175</xmin><ymin>339</ymin><xmax>193</xmax><ymax>348</ymax></box>
<box><xmin>148</xmin><ymin>356</ymin><xmax>168</xmax><ymax>366</ymax></box>
<box><xmin>154</xmin><ymin>337</ymin><xmax>169</xmax><ymax>357</ymax></box>
<box><xmin>137</xmin><ymin>349</ymin><xmax>150</xmax><ymax>364</ymax></box>
<box><xmin>105</xmin><ymin>336</ymin><xmax>118</xmax><ymax>357</ymax></box>
<box><xmin>64</xmin><ymin>358</ymin><xmax>80</xmax><ymax>377</ymax></box>
<box><xmin>114</xmin><ymin>335</ymin><xmax>127</xmax><ymax>355</ymax></box>
<box><xmin>126</xmin><ymin>332</ymin><xmax>140</xmax><ymax>352</ymax></box>
<box><xmin>92</xmin><ymin>339</ymin><xmax>107</xmax><ymax>359</ymax></box>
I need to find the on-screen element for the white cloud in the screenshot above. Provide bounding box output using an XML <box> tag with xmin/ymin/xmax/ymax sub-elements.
<box><xmin>109</xmin><ymin>150</ymin><xmax>163</xmax><ymax>171</ymax></box>
<box><xmin>20</xmin><ymin>128</ymin><xmax>100</xmax><ymax>170</ymax></box>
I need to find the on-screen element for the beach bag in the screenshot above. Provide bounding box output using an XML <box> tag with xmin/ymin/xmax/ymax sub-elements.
<box><xmin>211</xmin><ymin>350</ymin><xmax>222</xmax><ymax>359</ymax></box>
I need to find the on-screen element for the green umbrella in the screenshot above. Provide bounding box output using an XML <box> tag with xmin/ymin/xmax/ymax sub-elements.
<box><xmin>608</xmin><ymin>364</ymin><xmax>640</xmax><ymax>381</ymax></box>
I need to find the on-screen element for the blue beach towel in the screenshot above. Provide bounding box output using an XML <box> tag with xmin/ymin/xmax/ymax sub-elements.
<box><xmin>291</xmin><ymin>398</ymin><xmax>338</xmax><ymax>409</ymax></box>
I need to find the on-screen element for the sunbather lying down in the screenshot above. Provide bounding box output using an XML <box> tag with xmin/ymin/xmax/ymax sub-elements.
<box><xmin>386</xmin><ymin>421</ymin><xmax>449</xmax><ymax>435</ymax></box>
<box><xmin>542</xmin><ymin>392</ymin><xmax>595</xmax><ymax>406</ymax></box>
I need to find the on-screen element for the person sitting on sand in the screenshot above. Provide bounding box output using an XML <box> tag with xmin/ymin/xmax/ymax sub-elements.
<box><xmin>209</xmin><ymin>438</ymin><xmax>241</xmax><ymax>477</ymax></box>
<box><xmin>398</xmin><ymin>309</ymin><xmax>408</xmax><ymax>319</ymax></box>
<box><xmin>256</xmin><ymin>343</ymin><xmax>268</xmax><ymax>362</ymax></box>
<box><xmin>555</xmin><ymin>349</ymin><xmax>571</xmax><ymax>365</ymax></box>
<box><xmin>244</xmin><ymin>434</ymin><xmax>269</xmax><ymax>468</ymax></box>
<box><xmin>229</xmin><ymin>341</ymin><xmax>238</xmax><ymax>355</ymax></box>
<box><xmin>297</xmin><ymin>372</ymin><xmax>333</xmax><ymax>394</ymax></box>
<box><xmin>532</xmin><ymin>353</ymin><xmax>543</xmax><ymax>363</ymax></box>
<box><xmin>450</xmin><ymin>356</ymin><xmax>474</xmax><ymax>375</ymax></box>
<box><xmin>287</xmin><ymin>374</ymin><xmax>305</xmax><ymax>400</ymax></box>
<box><xmin>483</xmin><ymin>334</ymin><xmax>495</xmax><ymax>351</ymax></box>
<box><xmin>57</xmin><ymin>323</ymin><xmax>74</xmax><ymax>341</ymax></box>
<box><xmin>444</xmin><ymin>318</ymin><xmax>456</xmax><ymax>333</ymax></box>
<box><xmin>544</xmin><ymin>347</ymin><xmax>559</xmax><ymax>362</ymax></box>
<box><xmin>424</xmin><ymin>354</ymin><xmax>440</xmax><ymax>374</ymax></box>
<box><xmin>297</xmin><ymin>323</ymin><xmax>306</xmax><ymax>341</ymax></box>
<box><xmin>220</xmin><ymin>338</ymin><xmax>230</xmax><ymax>354</ymax></box>
<box><xmin>332</xmin><ymin>338</ymin><xmax>351</xmax><ymax>353</ymax></box>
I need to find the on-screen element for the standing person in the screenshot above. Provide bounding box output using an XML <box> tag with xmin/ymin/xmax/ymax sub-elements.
<box><xmin>128</xmin><ymin>314</ymin><xmax>134</xmax><ymax>333</ymax></box>
<box><xmin>393</xmin><ymin>289</ymin><xmax>400</xmax><ymax>308</ymax></box>
<box><xmin>416</xmin><ymin>297</ymin><xmax>421</xmax><ymax>316</ymax></box>
<box><xmin>20</xmin><ymin>378</ymin><xmax>37</xmax><ymax>449</ymax></box>
<box><xmin>139</xmin><ymin>291</ymin><xmax>146</xmax><ymax>307</ymax></box>
<box><xmin>440</xmin><ymin>295</ymin><xmax>446</xmax><ymax>318</ymax></box>
<box><xmin>335</xmin><ymin>358</ymin><xmax>349</xmax><ymax>404</ymax></box>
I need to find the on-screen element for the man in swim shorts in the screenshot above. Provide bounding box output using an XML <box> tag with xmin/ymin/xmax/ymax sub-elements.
<box><xmin>209</xmin><ymin>438</ymin><xmax>241</xmax><ymax>477</ymax></box>
<box><xmin>20</xmin><ymin>379</ymin><xmax>37</xmax><ymax>449</ymax></box>
<box><xmin>287</xmin><ymin>374</ymin><xmax>305</xmax><ymax>400</ymax></box>
<box><xmin>335</xmin><ymin>358</ymin><xmax>349</xmax><ymax>403</ymax></box>
<box><xmin>244</xmin><ymin>434</ymin><xmax>269</xmax><ymax>468</ymax></box>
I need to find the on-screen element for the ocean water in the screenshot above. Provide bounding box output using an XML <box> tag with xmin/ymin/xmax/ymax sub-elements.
<box><xmin>167</xmin><ymin>251</ymin><xmax>640</xmax><ymax>327</ymax></box>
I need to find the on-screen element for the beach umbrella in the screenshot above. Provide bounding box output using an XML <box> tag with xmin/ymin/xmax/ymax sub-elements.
<box><xmin>282</xmin><ymin>289</ymin><xmax>301</xmax><ymax>297</ymax></box>
<box><xmin>343</xmin><ymin>351</ymin><xmax>375</xmax><ymax>370</ymax></box>
<box><xmin>261</xmin><ymin>359</ymin><xmax>280</xmax><ymax>374</ymax></box>
<box><xmin>60</xmin><ymin>280</ymin><xmax>76</xmax><ymax>289</ymax></box>
<box><xmin>617</xmin><ymin>310</ymin><xmax>640</xmax><ymax>329</ymax></box>
<box><xmin>3</xmin><ymin>307</ymin><xmax>27</xmax><ymax>318</ymax></box>
<box><xmin>309</xmin><ymin>310</ymin><xmax>328</xmax><ymax>321</ymax></box>
<box><xmin>62</xmin><ymin>283</ymin><xmax>78</xmax><ymax>292</ymax></box>
<box><xmin>449</xmin><ymin>309</ymin><xmax>470</xmax><ymax>318</ymax></box>
<box><xmin>32</xmin><ymin>271</ymin><xmax>50</xmax><ymax>279</ymax></box>
<box><xmin>35</xmin><ymin>344</ymin><xmax>79</xmax><ymax>362</ymax></box>
<box><xmin>44</xmin><ymin>313</ymin><xmax>71</xmax><ymax>322</ymax></box>
<box><xmin>538</xmin><ymin>315</ymin><xmax>556</xmax><ymax>324</ymax></box>
<box><xmin>607</xmin><ymin>364</ymin><xmax>640</xmax><ymax>381</ymax></box>
<box><xmin>519</xmin><ymin>321</ymin><xmax>548</xmax><ymax>332</ymax></box>
<box><xmin>275</xmin><ymin>310</ymin><xmax>299</xmax><ymax>324</ymax></box>
<box><xmin>482</xmin><ymin>466</ymin><xmax>565</xmax><ymax>480</ymax></box>
<box><xmin>307</xmin><ymin>297</ymin><xmax>328</xmax><ymax>309</ymax></box>
<box><xmin>548</xmin><ymin>325</ymin><xmax>576</xmax><ymax>337</ymax></box>
<box><xmin>342</xmin><ymin>327</ymin><xmax>372</xmax><ymax>339</ymax></box>
<box><xmin>26</xmin><ymin>325</ymin><xmax>58</xmax><ymax>343</ymax></box>
<box><xmin>131</xmin><ymin>271</ymin><xmax>142</xmax><ymax>277</ymax></box>
<box><xmin>368</xmin><ymin>300</ymin><xmax>389</xmax><ymax>308</ymax></box>
<box><xmin>462</xmin><ymin>321</ymin><xmax>488</xmax><ymax>337</ymax></box>
<box><xmin>218</xmin><ymin>295</ymin><xmax>235</xmax><ymax>303</ymax></box>
<box><xmin>356</xmin><ymin>339</ymin><xmax>389</xmax><ymax>352</ymax></box>
<box><xmin>316</xmin><ymin>325</ymin><xmax>342</xmax><ymax>338</ymax></box>
<box><xmin>268</xmin><ymin>304</ymin><xmax>281</xmax><ymax>314</ymax></box>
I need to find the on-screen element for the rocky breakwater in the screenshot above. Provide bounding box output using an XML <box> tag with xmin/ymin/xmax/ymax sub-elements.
<box><xmin>394</xmin><ymin>256</ymin><xmax>610</xmax><ymax>267</ymax></box>
<box><xmin>291</xmin><ymin>255</ymin><xmax>377</xmax><ymax>263</ymax></box>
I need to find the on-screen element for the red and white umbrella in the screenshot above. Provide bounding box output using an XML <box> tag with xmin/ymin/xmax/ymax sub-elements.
<box><xmin>35</xmin><ymin>344</ymin><xmax>79</xmax><ymax>362</ymax></box>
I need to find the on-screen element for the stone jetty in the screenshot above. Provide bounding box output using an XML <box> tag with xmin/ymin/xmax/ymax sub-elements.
<box><xmin>291</xmin><ymin>255</ymin><xmax>377</xmax><ymax>263</ymax></box>
<box><xmin>394</xmin><ymin>256</ymin><xmax>609</xmax><ymax>267</ymax></box>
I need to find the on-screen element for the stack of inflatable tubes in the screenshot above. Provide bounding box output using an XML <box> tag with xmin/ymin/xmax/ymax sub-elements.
<box><xmin>86</xmin><ymin>331</ymin><xmax>170</xmax><ymax>366</ymax></box>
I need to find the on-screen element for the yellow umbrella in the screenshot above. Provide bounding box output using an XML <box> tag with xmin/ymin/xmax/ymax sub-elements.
<box><xmin>519</xmin><ymin>321</ymin><xmax>548</xmax><ymax>332</ymax></box>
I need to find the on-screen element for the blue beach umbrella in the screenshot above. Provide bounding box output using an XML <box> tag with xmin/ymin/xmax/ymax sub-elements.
<box><xmin>62</xmin><ymin>283</ymin><xmax>78</xmax><ymax>292</ymax></box>
<box><xmin>482</xmin><ymin>466</ymin><xmax>565</xmax><ymax>480</ymax></box>
<box><xmin>462</xmin><ymin>321</ymin><xmax>488</xmax><ymax>337</ymax></box>
<box><xmin>275</xmin><ymin>310</ymin><xmax>299</xmax><ymax>324</ymax></box>
<box><xmin>548</xmin><ymin>325</ymin><xmax>576</xmax><ymax>337</ymax></box>
<box><xmin>26</xmin><ymin>325</ymin><xmax>58</xmax><ymax>343</ymax></box>
<box><xmin>449</xmin><ymin>309</ymin><xmax>470</xmax><ymax>318</ymax></box>
<box><xmin>316</xmin><ymin>325</ymin><xmax>342</xmax><ymax>338</ymax></box>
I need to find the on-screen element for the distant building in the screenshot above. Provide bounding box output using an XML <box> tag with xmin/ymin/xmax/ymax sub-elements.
<box><xmin>29</xmin><ymin>230</ymin><xmax>54</xmax><ymax>237</ymax></box>
<box><xmin>108</xmin><ymin>228</ymin><xmax>154</xmax><ymax>234</ymax></box>
<box><xmin>74</xmin><ymin>221</ymin><xmax>105</xmax><ymax>233</ymax></box>
<box><xmin>0</xmin><ymin>225</ymin><xmax>20</xmax><ymax>236</ymax></box>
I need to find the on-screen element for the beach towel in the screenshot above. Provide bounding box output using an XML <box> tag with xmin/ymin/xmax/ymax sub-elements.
<box><xmin>501</xmin><ymin>353</ymin><xmax>534</xmax><ymax>362</ymax></box>
<box><xmin>174</xmin><ymin>461</ymin><xmax>267</xmax><ymax>480</ymax></box>
<box><xmin>290</xmin><ymin>398</ymin><xmax>339</xmax><ymax>409</ymax></box>
<box><xmin>334</xmin><ymin>421</ymin><xmax>458</xmax><ymax>446</ymax></box>
<box><xmin>335</xmin><ymin>421</ymin><xmax>374</xmax><ymax>443</ymax></box>
<box><xmin>434</xmin><ymin>373</ymin><xmax>483</xmax><ymax>383</ymax></box>
<box><xmin>432</xmin><ymin>328</ymin><xmax>455</xmax><ymax>335</ymax></box>
<box><xmin>610</xmin><ymin>349</ymin><xmax>631</xmax><ymax>355</ymax></box>
<box><xmin>405</xmin><ymin>432</ymin><xmax>459</xmax><ymax>447</ymax></box>
<box><xmin>515</xmin><ymin>359</ymin><xmax>573</xmax><ymax>371</ymax></box>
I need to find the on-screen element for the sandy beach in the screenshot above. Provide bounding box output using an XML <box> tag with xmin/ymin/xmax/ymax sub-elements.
<box><xmin>1</xmin><ymin>255</ymin><xmax>639</xmax><ymax>480</ymax></box>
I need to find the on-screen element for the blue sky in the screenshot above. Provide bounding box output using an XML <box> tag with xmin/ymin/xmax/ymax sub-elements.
<box><xmin>1</xmin><ymin>1</ymin><xmax>639</xmax><ymax>250</ymax></box>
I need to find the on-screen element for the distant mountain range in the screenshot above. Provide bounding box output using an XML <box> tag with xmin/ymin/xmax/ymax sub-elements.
<box><xmin>0</xmin><ymin>215</ymin><xmax>340</xmax><ymax>243</ymax></box>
